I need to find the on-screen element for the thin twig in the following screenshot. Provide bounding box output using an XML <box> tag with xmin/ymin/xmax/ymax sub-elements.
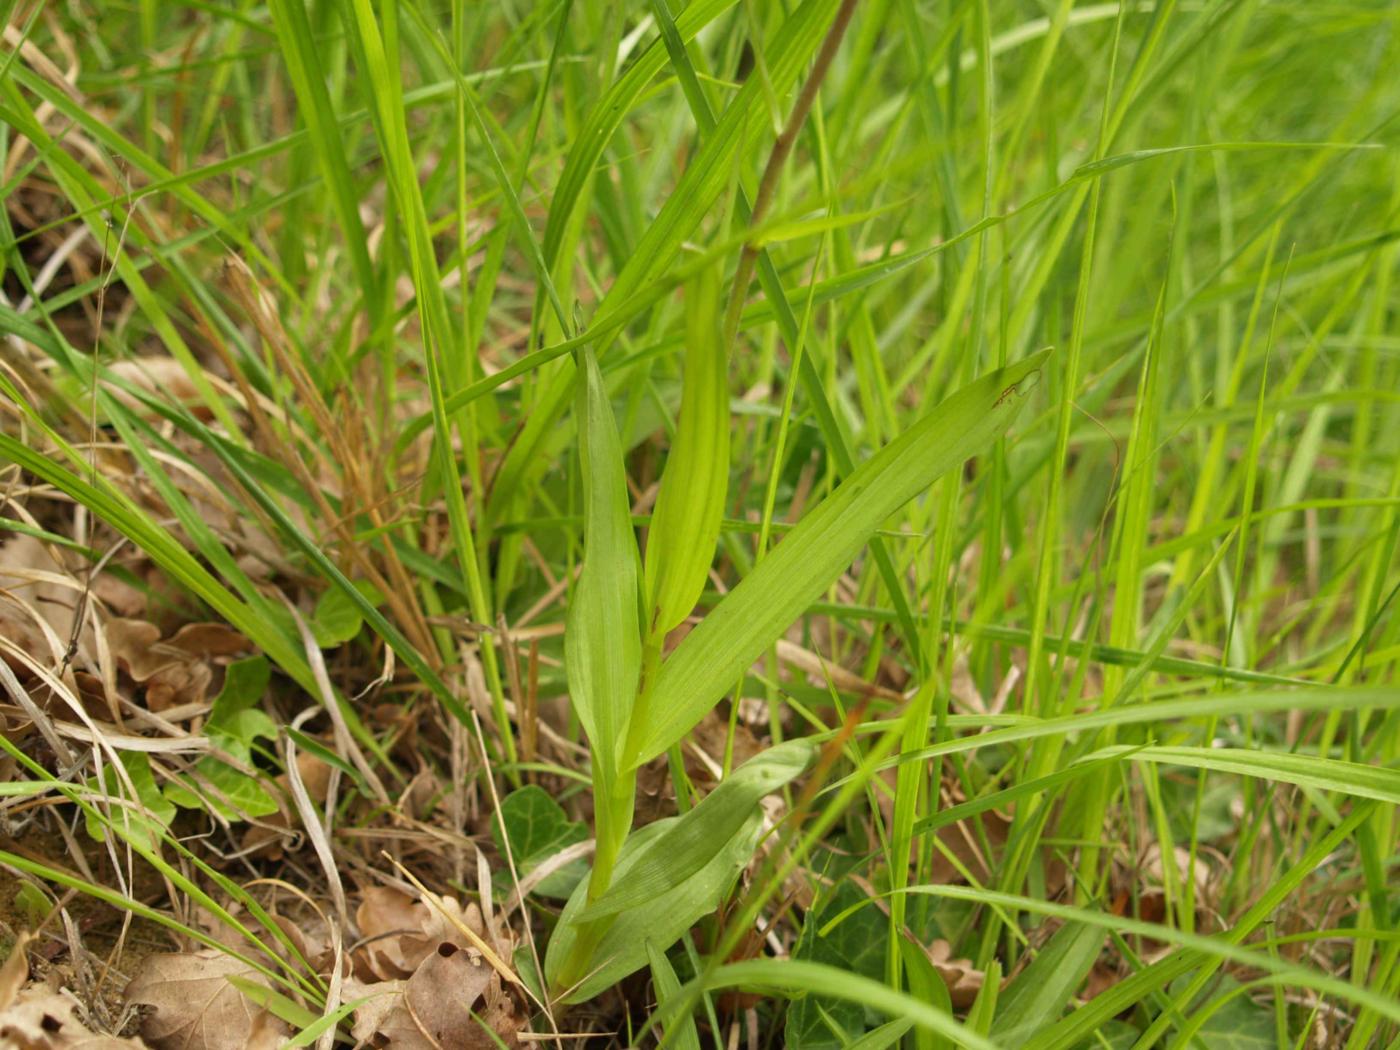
<box><xmin>721</xmin><ymin>0</ymin><xmax>861</xmax><ymax>351</ymax></box>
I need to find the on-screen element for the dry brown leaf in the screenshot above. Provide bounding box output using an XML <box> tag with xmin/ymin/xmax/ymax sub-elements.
<box><xmin>0</xmin><ymin>532</ymin><xmax>82</xmax><ymax>662</ymax></box>
<box><xmin>345</xmin><ymin>944</ymin><xmax>519</xmax><ymax>1050</ymax></box>
<box><xmin>105</xmin><ymin>619</ymin><xmax>248</xmax><ymax>711</ymax></box>
<box><xmin>2</xmin><ymin>940</ymin><xmax>149</xmax><ymax>1050</ymax></box>
<box><xmin>0</xmin><ymin>933</ymin><xmax>32</xmax><ymax>1010</ymax></box>
<box><xmin>124</xmin><ymin>950</ymin><xmax>287</xmax><ymax>1050</ymax></box>
<box><xmin>927</xmin><ymin>939</ymin><xmax>985</xmax><ymax>1008</ymax></box>
<box><xmin>352</xmin><ymin>888</ymin><xmax>495</xmax><ymax>983</ymax></box>
<box><xmin>1</xmin><ymin>984</ymin><xmax>151</xmax><ymax>1049</ymax></box>
<box><xmin>104</xmin><ymin>358</ymin><xmax>202</xmax><ymax>416</ymax></box>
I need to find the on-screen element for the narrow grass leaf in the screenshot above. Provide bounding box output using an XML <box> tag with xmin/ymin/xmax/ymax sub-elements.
<box><xmin>664</xmin><ymin>960</ymin><xmax>999</xmax><ymax>1050</ymax></box>
<box><xmin>1093</xmin><ymin>745</ymin><xmax>1400</xmax><ymax>805</ymax></box>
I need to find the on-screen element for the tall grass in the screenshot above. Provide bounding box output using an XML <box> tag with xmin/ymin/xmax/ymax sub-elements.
<box><xmin>0</xmin><ymin>0</ymin><xmax>1397</xmax><ymax>1046</ymax></box>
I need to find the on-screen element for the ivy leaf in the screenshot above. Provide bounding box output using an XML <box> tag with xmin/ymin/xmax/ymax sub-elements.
<box><xmin>311</xmin><ymin>580</ymin><xmax>384</xmax><ymax>647</ymax></box>
<box><xmin>490</xmin><ymin>785</ymin><xmax>588</xmax><ymax>899</ymax></box>
<box><xmin>786</xmin><ymin>881</ymin><xmax>890</xmax><ymax>1048</ymax></box>
<box><xmin>165</xmin><ymin>655</ymin><xmax>279</xmax><ymax>820</ymax></box>
<box><xmin>1166</xmin><ymin>975</ymin><xmax>1277</xmax><ymax>1049</ymax></box>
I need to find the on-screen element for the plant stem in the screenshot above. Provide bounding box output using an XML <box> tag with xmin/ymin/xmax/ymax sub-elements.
<box><xmin>556</xmin><ymin>0</ymin><xmax>861</xmax><ymax>995</ymax></box>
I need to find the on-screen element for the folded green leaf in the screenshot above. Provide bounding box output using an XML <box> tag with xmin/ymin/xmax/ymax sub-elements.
<box><xmin>846</xmin><ymin>1018</ymin><xmax>918</xmax><ymax>1050</ymax></box>
<box><xmin>629</xmin><ymin>350</ymin><xmax>1051</xmax><ymax>766</ymax></box>
<box><xmin>565</xmin><ymin>345</ymin><xmax>642</xmax><ymax>785</ymax></box>
<box><xmin>644</xmin><ymin>263</ymin><xmax>730</xmax><ymax>641</ymax></box>
<box><xmin>578</xmin><ymin>739</ymin><xmax>813</xmax><ymax>921</ymax></box>
<box><xmin>545</xmin><ymin>809</ymin><xmax>762</xmax><ymax>1002</ymax></box>
<box><xmin>899</xmin><ymin>935</ymin><xmax>954</xmax><ymax>1050</ymax></box>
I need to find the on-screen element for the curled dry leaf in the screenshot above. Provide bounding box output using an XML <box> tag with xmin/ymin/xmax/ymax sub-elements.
<box><xmin>927</xmin><ymin>939</ymin><xmax>985</xmax><ymax>1009</ymax></box>
<box><xmin>236</xmin><ymin>750</ymin><xmax>333</xmax><ymax>860</ymax></box>
<box><xmin>0</xmin><ymin>532</ymin><xmax>84</xmax><ymax>665</ymax></box>
<box><xmin>124</xmin><ymin>950</ymin><xmax>287</xmax><ymax>1050</ymax></box>
<box><xmin>352</xmin><ymin>887</ymin><xmax>500</xmax><ymax>982</ymax></box>
<box><xmin>106</xmin><ymin>619</ymin><xmax>249</xmax><ymax>711</ymax></box>
<box><xmin>346</xmin><ymin>888</ymin><xmax>523</xmax><ymax>1048</ymax></box>
<box><xmin>104</xmin><ymin>357</ymin><xmax>204</xmax><ymax>417</ymax></box>
<box><xmin>344</xmin><ymin>943</ymin><xmax>519</xmax><ymax>1050</ymax></box>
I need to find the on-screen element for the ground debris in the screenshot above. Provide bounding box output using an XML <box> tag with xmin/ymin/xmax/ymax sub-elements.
<box><xmin>2</xmin><ymin>934</ymin><xmax>149</xmax><ymax>1049</ymax></box>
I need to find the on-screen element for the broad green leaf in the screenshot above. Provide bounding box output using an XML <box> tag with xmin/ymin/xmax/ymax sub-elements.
<box><xmin>207</xmin><ymin>710</ymin><xmax>278</xmax><ymax>766</ymax></box>
<box><xmin>544</xmin><ymin>809</ymin><xmax>761</xmax><ymax>1002</ymax></box>
<box><xmin>643</xmin><ymin>263</ymin><xmax>729</xmax><ymax>640</ymax></box>
<box><xmin>787</xmin><ymin>881</ymin><xmax>889</xmax><ymax>1048</ymax></box>
<box><xmin>577</xmin><ymin>739</ymin><xmax>813</xmax><ymax>921</ymax></box>
<box><xmin>813</xmin><ymin>1004</ymin><xmax>856</xmax><ymax>1046</ymax></box>
<box><xmin>991</xmin><ymin>922</ymin><xmax>1105</xmax><ymax>1045</ymax></box>
<box><xmin>630</xmin><ymin>350</ymin><xmax>1051</xmax><ymax>765</ymax></box>
<box><xmin>311</xmin><ymin>580</ymin><xmax>384</xmax><ymax>648</ymax></box>
<box><xmin>490</xmin><ymin>785</ymin><xmax>588</xmax><ymax>899</ymax></box>
<box><xmin>1167</xmin><ymin>975</ymin><xmax>1277</xmax><ymax>1050</ymax></box>
<box><xmin>565</xmin><ymin>345</ymin><xmax>642</xmax><ymax>786</ymax></box>
<box><xmin>1094</xmin><ymin>745</ymin><xmax>1400</xmax><ymax>804</ymax></box>
<box><xmin>207</xmin><ymin>656</ymin><xmax>270</xmax><ymax>721</ymax></box>
<box><xmin>647</xmin><ymin>942</ymin><xmax>701</xmax><ymax>1050</ymax></box>
<box><xmin>164</xmin><ymin>759</ymin><xmax>280</xmax><ymax>821</ymax></box>
<box><xmin>13</xmin><ymin>882</ymin><xmax>49</xmax><ymax>928</ymax></box>
<box><xmin>165</xmin><ymin>656</ymin><xmax>280</xmax><ymax>820</ymax></box>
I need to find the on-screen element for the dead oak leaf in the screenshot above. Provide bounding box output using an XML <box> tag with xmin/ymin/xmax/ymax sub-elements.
<box><xmin>346</xmin><ymin>943</ymin><xmax>518</xmax><ymax>1050</ymax></box>
<box><xmin>105</xmin><ymin>620</ymin><xmax>248</xmax><ymax>711</ymax></box>
<box><xmin>124</xmin><ymin>950</ymin><xmax>287</xmax><ymax>1050</ymax></box>
<box><xmin>353</xmin><ymin>888</ymin><xmax>496</xmax><ymax>983</ymax></box>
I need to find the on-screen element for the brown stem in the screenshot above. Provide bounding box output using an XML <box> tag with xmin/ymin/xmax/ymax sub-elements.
<box><xmin>721</xmin><ymin>0</ymin><xmax>861</xmax><ymax>351</ymax></box>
